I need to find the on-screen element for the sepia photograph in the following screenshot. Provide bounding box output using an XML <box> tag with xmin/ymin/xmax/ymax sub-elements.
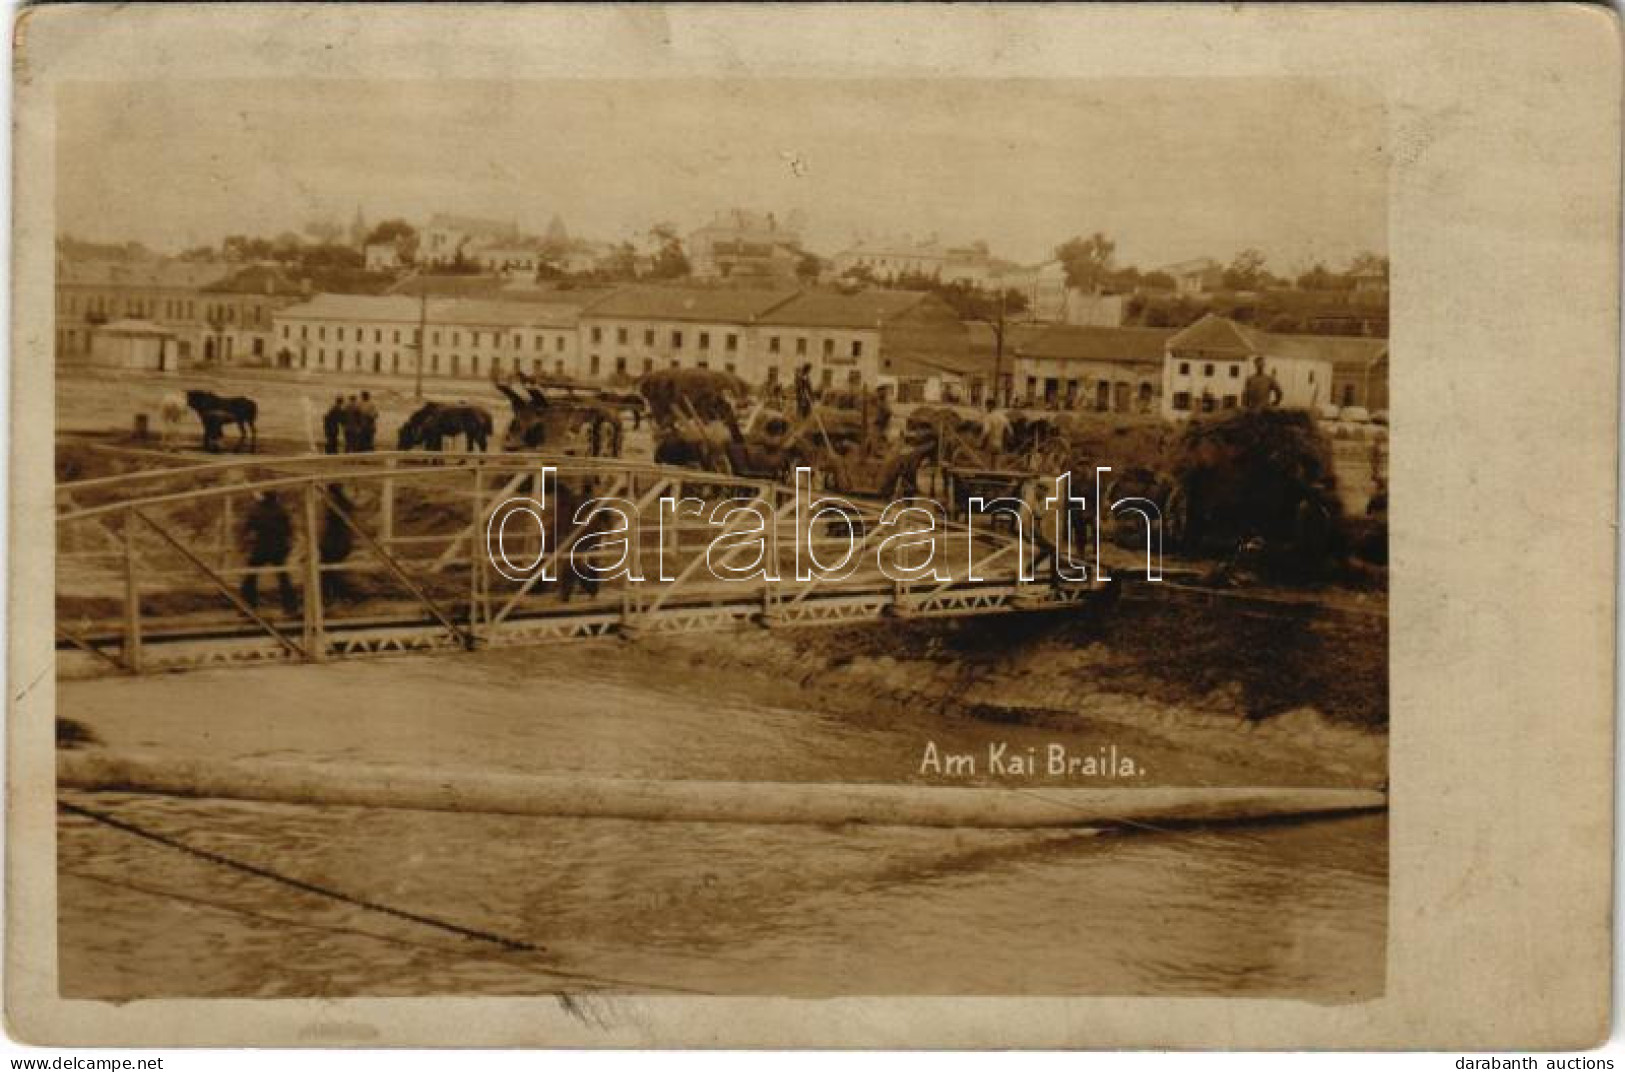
<box><xmin>9</xmin><ymin>1</ymin><xmax>1618</xmax><ymax>1055</ymax></box>
<box><xmin>48</xmin><ymin>74</ymin><xmax>1391</xmax><ymax>1003</ymax></box>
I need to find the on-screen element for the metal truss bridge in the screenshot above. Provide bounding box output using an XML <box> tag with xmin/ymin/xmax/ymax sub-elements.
<box><xmin>56</xmin><ymin>450</ymin><xmax>1142</xmax><ymax>676</ymax></box>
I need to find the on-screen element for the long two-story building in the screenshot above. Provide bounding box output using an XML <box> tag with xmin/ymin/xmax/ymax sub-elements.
<box><xmin>270</xmin><ymin>284</ymin><xmax>974</xmax><ymax>396</ymax></box>
<box><xmin>273</xmin><ymin>293</ymin><xmax>589</xmax><ymax>380</ymax></box>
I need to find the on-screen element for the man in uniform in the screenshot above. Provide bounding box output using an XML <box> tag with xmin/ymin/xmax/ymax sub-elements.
<box><xmin>240</xmin><ymin>490</ymin><xmax>298</xmax><ymax>615</ymax></box>
<box><xmin>322</xmin><ymin>396</ymin><xmax>345</xmax><ymax>454</ymax></box>
<box><xmin>794</xmin><ymin>363</ymin><xmax>815</xmax><ymax>419</ymax></box>
<box><xmin>356</xmin><ymin>391</ymin><xmax>380</xmax><ymax>451</ymax></box>
<box><xmin>1242</xmin><ymin>355</ymin><xmax>1283</xmax><ymax>410</ymax></box>
<box><xmin>981</xmin><ymin>396</ymin><xmax>1011</xmax><ymax>455</ymax></box>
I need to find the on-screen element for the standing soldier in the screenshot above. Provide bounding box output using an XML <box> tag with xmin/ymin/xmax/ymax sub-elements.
<box><xmin>873</xmin><ymin>384</ymin><xmax>895</xmax><ymax>445</ymax></box>
<box><xmin>1242</xmin><ymin>355</ymin><xmax>1283</xmax><ymax>410</ymax></box>
<box><xmin>322</xmin><ymin>396</ymin><xmax>345</xmax><ymax>455</ymax></box>
<box><xmin>357</xmin><ymin>391</ymin><xmax>380</xmax><ymax>451</ymax></box>
<box><xmin>341</xmin><ymin>395</ymin><xmax>364</xmax><ymax>452</ymax></box>
<box><xmin>240</xmin><ymin>490</ymin><xmax>297</xmax><ymax>615</ymax></box>
<box><xmin>980</xmin><ymin>396</ymin><xmax>1011</xmax><ymax>456</ymax></box>
<box><xmin>794</xmin><ymin>363</ymin><xmax>815</xmax><ymax>419</ymax></box>
<box><xmin>319</xmin><ymin>483</ymin><xmax>356</xmax><ymax>600</ymax></box>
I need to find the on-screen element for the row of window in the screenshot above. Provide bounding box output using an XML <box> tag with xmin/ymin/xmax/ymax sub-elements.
<box><xmin>1170</xmin><ymin>392</ymin><xmax>1240</xmax><ymax>413</ymax></box>
<box><xmin>1175</xmin><ymin>361</ymin><xmax>1242</xmax><ymax>379</ymax></box>
<box><xmin>62</xmin><ymin>294</ymin><xmax>267</xmax><ymax>326</ymax></box>
<box><xmin>282</xmin><ymin>322</ymin><xmax>572</xmax><ymax>353</ymax></box>
<box><xmin>292</xmin><ymin>345</ymin><xmax>869</xmax><ymax>389</ymax></box>
<box><xmin>586</xmin><ymin>324</ymin><xmax>864</xmax><ymax>360</ymax></box>
<box><xmin>1173</xmin><ymin>359</ymin><xmax>1319</xmax><ymax>385</ymax></box>
<box><xmin>298</xmin><ymin>349</ymin><xmax>564</xmax><ymax>378</ymax></box>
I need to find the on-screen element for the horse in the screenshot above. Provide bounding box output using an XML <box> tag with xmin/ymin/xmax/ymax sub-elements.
<box><xmin>397</xmin><ymin>402</ymin><xmax>493</xmax><ymax>453</ymax></box>
<box><xmin>185</xmin><ymin>390</ymin><xmax>258</xmax><ymax>452</ymax></box>
<box><xmin>497</xmin><ymin>385</ymin><xmax>624</xmax><ymax>457</ymax></box>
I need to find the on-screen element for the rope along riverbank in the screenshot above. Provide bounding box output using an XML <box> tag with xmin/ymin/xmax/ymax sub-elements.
<box><xmin>59</xmin><ymin>797</ymin><xmax>706</xmax><ymax>995</ymax></box>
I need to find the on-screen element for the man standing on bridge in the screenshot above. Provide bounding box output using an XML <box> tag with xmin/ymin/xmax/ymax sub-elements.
<box><xmin>239</xmin><ymin>490</ymin><xmax>298</xmax><ymax>616</ymax></box>
<box><xmin>356</xmin><ymin>391</ymin><xmax>379</xmax><ymax>451</ymax></box>
<box><xmin>322</xmin><ymin>396</ymin><xmax>345</xmax><ymax>455</ymax></box>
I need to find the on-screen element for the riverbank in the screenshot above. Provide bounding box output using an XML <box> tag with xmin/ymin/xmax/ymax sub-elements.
<box><xmin>56</xmin><ymin>598</ymin><xmax>1387</xmax><ymax>1001</ymax></box>
<box><xmin>60</xmin><ymin>597</ymin><xmax>1385</xmax><ymax>791</ymax></box>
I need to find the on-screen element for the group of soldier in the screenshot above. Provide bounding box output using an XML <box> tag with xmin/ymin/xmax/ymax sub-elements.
<box><xmin>236</xmin><ymin>483</ymin><xmax>358</xmax><ymax>615</ymax></box>
<box><xmin>321</xmin><ymin>393</ymin><xmax>381</xmax><ymax>454</ymax></box>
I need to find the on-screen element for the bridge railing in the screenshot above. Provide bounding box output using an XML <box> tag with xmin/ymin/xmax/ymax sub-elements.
<box><xmin>56</xmin><ymin>455</ymin><xmax>1097</xmax><ymax>675</ymax></box>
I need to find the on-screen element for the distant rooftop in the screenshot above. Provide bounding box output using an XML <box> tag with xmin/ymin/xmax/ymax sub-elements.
<box><xmin>58</xmin><ymin>258</ymin><xmax>230</xmax><ymax>290</ymax></box>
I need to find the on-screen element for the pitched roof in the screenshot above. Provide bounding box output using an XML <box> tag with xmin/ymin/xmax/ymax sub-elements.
<box><xmin>580</xmin><ymin>285</ymin><xmax>799</xmax><ymax>323</ymax></box>
<box><xmin>201</xmin><ymin>264</ymin><xmax>307</xmax><ymax>296</ymax></box>
<box><xmin>1010</xmin><ymin>324</ymin><xmax>1174</xmax><ymax>365</ymax></box>
<box><xmin>756</xmin><ymin>289</ymin><xmax>930</xmax><ymax>328</ymax></box>
<box><xmin>1166</xmin><ymin>313</ymin><xmax>1258</xmax><ymax>354</ymax></box>
<box><xmin>1170</xmin><ymin>314</ymin><xmax>1389</xmax><ymax>367</ymax></box>
<box><xmin>1158</xmin><ymin>257</ymin><xmax>1222</xmax><ymax>277</ymax></box>
<box><xmin>58</xmin><ymin>258</ymin><xmax>230</xmax><ymax>290</ymax></box>
<box><xmin>274</xmin><ymin>293</ymin><xmax>583</xmax><ymax>330</ymax></box>
<box><xmin>1265</xmin><ymin>333</ymin><xmax>1388</xmax><ymax>370</ymax></box>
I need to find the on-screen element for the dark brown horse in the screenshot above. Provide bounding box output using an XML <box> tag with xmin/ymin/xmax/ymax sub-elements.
<box><xmin>397</xmin><ymin>402</ymin><xmax>493</xmax><ymax>452</ymax></box>
<box><xmin>185</xmin><ymin>390</ymin><xmax>258</xmax><ymax>452</ymax></box>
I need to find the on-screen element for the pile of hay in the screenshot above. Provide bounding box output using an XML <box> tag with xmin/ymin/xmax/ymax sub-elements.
<box><xmin>636</xmin><ymin>368</ymin><xmax>748</xmax><ymax>424</ymax></box>
<box><xmin>1169</xmin><ymin>408</ymin><xmax>1345</xmax><ymax>573</ymax></box>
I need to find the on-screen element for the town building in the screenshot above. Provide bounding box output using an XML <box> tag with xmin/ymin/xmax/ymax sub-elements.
<box><xmin>420</xmin><ymin>213</ymin><xmax>520</xmax><ymax>268</ymax></box>
<box><xmin>1006</xmin><ymin>324</ymin><xmax>1172</xmax><ymax>413</ymax></box>
<box><xmin>759</xmin><ymin>289</ymin><xmax>969</xmax><ymax>400</ymax></box>
<box><xmin>88</xmin><ymin>319</ymin><xmax>179</xmax><ymax>373</ymax></box>
<box><xmin>687</xmin><ymin>209</ymin><xmax>806</xmax><ymax>281</ymax></box>
<box><xmin>1157</xmin><ymin>257</ymin><xmax>1224</xmax><ymax>297</ymax></box>
<box><xmin>272</xmin><ymin>293</ymin><xmax>590</xmax><ymax>381</ymax></box>
<box><xmin>196</xmin><ymin>264</ymin><xmax>312</xmax><ymax>366</ymax></box>
<box><xmin>1161</xmin><ymin>313</ymin><xmax>1385</xmax><ymax>419</ymax></box>
<box><xmin>56</xmin><ymin>257</ymin><xmax>232</xmax><ymax>364</ymax></box>
<box><xmin>576</xmin><ymin>286</ymin><xmax>799</xmax><ymax>383</ymax></box>
<box><xmin>576</xmin><ymin>285</ymin><xmax>970</xmax><ymax>396</ymax></box>
<box><xmin>1328</xmin><ymin>339</ymin><xmax>1390</xmax><ymax>412</ymax></box>
<box><xmin>473</xmin><ymin>244</ymin><xmax>546</xmax><ymax>279</ymax></box>
<box><xmin>364</xmin><ymin>242</ymin><xmax>403</xmax><ymax>273</ymax></box>
<box><xmin>831</xmin><ymin>235</ymin><xmax>949</xmax><ymax>281</ymax></box>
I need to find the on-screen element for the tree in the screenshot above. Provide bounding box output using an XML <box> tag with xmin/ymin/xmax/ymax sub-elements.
<box><xmin>299</xmin><ymin>243</ymin><xmax>364</xmax><ymax>272</ymax></box>
<box><xmin>302</xmin><ymin>219</ymin><xmax>343</xmax><ymax>245</ymax></box>
<box><xmin>603</xmin><ymin>242</ymin><xmax>639</xmax><ymax>281</ymax></box>
<box><xmin>1295</xmin><ymin>262</ymin><xmax>1339</xmax><ymax>291</ymax></box>
<box><xmin>364</xmin><ymin>218</ymin><xmax>419</xmax><ymax>264</ymax></box>
<box><xmin>223</xmin><ymin>235</ymin><xmax>274</xmax><ymax>262</ymax></box>
<box><xmin>646</xmin><ymin>224</ymin><xmax>690</xmax><ymax>280</ymax></box>
<box><xmin>1055</xmin><ymin>232</ymin><xmax>1117</xmax><ymax>292</ymax></box>
<box><xmin>1346</xmin><ymin>251</ymin><xmax>1390</xmax><ymax>282</ymax></box>
<box><xmin>1222</xmin><ymin>249</ymin><xmax>1268</xmax><ymax>291</ymax></box>
<box><xmin>795</xmin><ymin>251</ymin><xmax>824</xmax><ymax>283</ymax></box>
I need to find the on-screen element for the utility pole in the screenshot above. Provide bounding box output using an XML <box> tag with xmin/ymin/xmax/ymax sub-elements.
<box><xmin>413</xmin><ymin>272</ymin><xmax>428</xmax><ymax>400</ymax></box>
<box><xmin>985</xmin><ymin>287</ymin><xmax>1009</xmax><ymax>407</ymax></box>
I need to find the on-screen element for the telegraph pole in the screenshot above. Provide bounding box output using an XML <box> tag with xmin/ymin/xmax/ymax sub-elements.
<box><xmin>413</xmin><ymin>272</ymin><xmax>428</xmax><ymax>400</ymax></box>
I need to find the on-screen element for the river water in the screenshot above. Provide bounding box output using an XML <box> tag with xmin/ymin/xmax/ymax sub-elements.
<box><xmin>57</xmin><ymin>645</ymin><xmax>1387</xmax><ymax>1001</ymax></box>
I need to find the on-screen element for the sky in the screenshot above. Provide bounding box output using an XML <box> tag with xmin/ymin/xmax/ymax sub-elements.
<box><xmin>57</xmin><ymin>78</ymin><xmax>1386</xmax><ymax>273</ymax></box>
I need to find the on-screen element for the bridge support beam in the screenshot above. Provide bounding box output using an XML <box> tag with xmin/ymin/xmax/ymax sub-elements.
<box><xmin>301</xmin><ymin>482</ymin><xmax>326</xmax><ymax>662</ymax></box>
